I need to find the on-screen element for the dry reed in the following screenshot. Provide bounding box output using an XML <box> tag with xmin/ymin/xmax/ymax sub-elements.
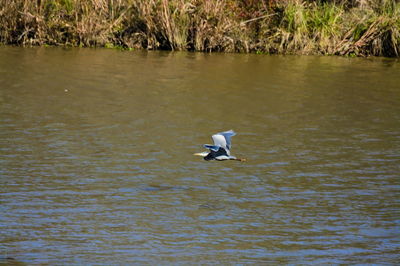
<box><xmin>0</xmin><ymin>0</ymin><xmax>398</xmax><ymax>57</ymax></box>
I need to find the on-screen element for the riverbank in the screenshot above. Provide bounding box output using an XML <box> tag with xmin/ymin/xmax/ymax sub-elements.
<box><xmin>1</xmin><ymin>0</ymin><xmax>399</xmax><ymax>57</ymax></box>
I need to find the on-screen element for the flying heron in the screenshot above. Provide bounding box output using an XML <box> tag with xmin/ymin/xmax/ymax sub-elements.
<box><xmin>194</xmin><ymin>130</ymin><xmax>246</xmax><ymax>161</ymax></box>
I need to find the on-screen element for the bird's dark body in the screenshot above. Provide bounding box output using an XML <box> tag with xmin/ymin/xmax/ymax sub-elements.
<box><xmin>204</xmin><ymin>147</ymin><xmax>228</xmax><ymax>161</ymax></box>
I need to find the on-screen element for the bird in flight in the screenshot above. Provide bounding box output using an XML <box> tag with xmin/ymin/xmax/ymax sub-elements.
<box><xmin>194</xmin><ymin>130</ymin><xmax>246</xmax><ymax>161</ymax></box>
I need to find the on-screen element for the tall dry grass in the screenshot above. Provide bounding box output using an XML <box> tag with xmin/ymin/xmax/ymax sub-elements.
<box><xmin>336</xmin><ymin>0</ymin><xmax>400</xmax><ymax>57</ymax></box>
<box><xmin>0</xmin><ymin>0</ymin><xmax>399</xmax><ymax>57</ymax></box>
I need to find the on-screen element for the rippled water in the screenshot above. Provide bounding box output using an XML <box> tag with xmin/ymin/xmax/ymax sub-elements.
<box><xmin>1</xmin><ymin>47</ymin><xmax>399</xmax><ymax>264</ymax></box>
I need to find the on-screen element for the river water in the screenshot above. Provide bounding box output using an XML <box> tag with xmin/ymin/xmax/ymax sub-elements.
<box><xmin>0</xmin><ymin>47</ymin><xmax>399</xmax><ymax>265</ymax></box>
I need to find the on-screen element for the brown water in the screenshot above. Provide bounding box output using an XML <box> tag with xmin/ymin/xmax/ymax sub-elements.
<box><xmin>0</xmin><ymin>47</ymin><xmax>399</xmax><ymax>265</ymax></box>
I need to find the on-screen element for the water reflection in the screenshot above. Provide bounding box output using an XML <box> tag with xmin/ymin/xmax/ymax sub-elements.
<box><xmin>1</xmin><ymin>47</ymin><xmax>399</xmax><ymax>264</ymax></box>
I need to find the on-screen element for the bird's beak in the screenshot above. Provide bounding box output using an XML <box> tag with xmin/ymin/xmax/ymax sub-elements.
<box><xmin>193</xmin><ymin>152</ymin><xmax>208</xmax><ymax>157</ymax></box>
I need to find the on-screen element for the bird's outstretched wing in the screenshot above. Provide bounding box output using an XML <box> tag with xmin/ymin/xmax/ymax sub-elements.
<box><xmin>212</xmin><ymin>130</ymin><xmax>236</xmax><ymax>151</ymax></box>
<box><xmin>203</xmin><ymin>144</ymin><xmax>219</xmax><ymax>152</ymax></box>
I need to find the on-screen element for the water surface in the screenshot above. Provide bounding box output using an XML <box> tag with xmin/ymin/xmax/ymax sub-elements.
<box><xmin>1</xmin><ymin>47</ymin><xmax>399</xmax><ymax>264</ymax></box>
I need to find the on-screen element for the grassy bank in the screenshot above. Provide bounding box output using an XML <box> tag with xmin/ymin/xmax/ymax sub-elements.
<box><xmin>0</xmin><ymin>0</ymin><xmax>399</xmax><ymax>57</ymax></box>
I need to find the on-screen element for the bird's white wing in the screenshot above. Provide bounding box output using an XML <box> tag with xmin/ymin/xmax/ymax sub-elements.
<box><xmin>212</xmin><ymin>130</ymin><xmax>236</xmax><ymax>155</ymax></box>
<box><xmin>213</xmin><ymin>130</ymin><xmax>236</xmax><ymax>150</ymax></box>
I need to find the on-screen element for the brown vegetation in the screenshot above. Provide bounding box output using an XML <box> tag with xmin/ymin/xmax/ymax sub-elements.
<box><xmin>0</xmin><ymin>0</ymin><xmax>399</xmax><ymax>57</ymax></box>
